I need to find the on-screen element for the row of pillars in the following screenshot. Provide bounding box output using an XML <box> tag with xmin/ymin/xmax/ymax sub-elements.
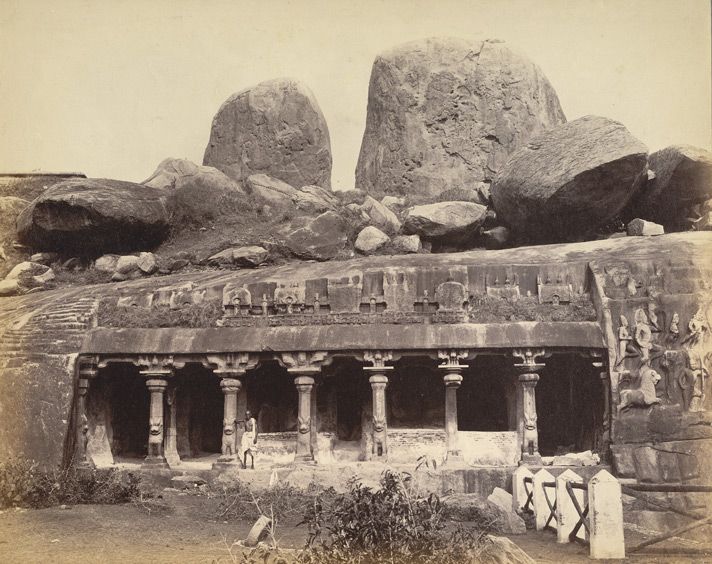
<box><xmin>74</xmin><ymin>349</ymin><xmax>609</xmax><ymax>468</ymax></box>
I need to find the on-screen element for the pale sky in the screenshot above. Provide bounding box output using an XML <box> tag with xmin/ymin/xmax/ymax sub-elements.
<box><xmin>1</xmin><ymin>0</ymin><xmax>710</xmax><ymax>191</ymax></box>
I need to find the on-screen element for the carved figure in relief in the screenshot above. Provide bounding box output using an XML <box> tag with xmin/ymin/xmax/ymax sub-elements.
<box><xmin>149</xmin><ymin>419</ymin><xmax>163</xmax><ymax>438</ymax></box>
<box><xmin>681</xmin><ymin>350</ymin><xmax>709</xmax><ymax>412</ymax></box>
<box><xmin>669</xmin><ymin>313</ymin><xmax>680</xmax><ymax>341</ymax></box>
<box><xmin>618</xmin><ymin>365</ymin><xmax>662</xmax><ymax>413</ymax></box>
<box><xmin>615</xmin><ymin>315</ymin><xmax>633</xmax><ymax>368</ymax></box>
<box><xmin>240</xmin><ymin>411</ymin><xmax>257</xmax><ymax>469</ymax></box>
<box><xmin>221</xmin><ymin>419</ymin><xmax>236</xmax><ymax>457</ymax></box>
<box><xmin>634</xmin><ymin>308</ymin><xmax>654</xmax><ymax>363</ymax></box>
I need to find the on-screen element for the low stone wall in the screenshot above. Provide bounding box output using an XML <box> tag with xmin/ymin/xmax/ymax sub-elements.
<box><xmin>387</xmin><ymin>428</ymin><xmax>446</xmax><ymax>464</ymax></box>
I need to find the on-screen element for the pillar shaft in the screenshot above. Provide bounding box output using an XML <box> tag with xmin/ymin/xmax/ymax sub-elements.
<box><xmin>519</xmin><ymin>372</ymin><xmax>542</xmax><ymax>464</ymax></box>
<box><xmin>441</xmin><ymin>368</ymin><xmax>465</xmax><ymax>463</ymax></box>
<box><xmin>217</xmin><ymin>377</ymin><xmax>242</xmax><ymax>464</ymax></box>
<box><xmin>75</xmin><ymin>378</ymin><xmax>94</xmax><ymax>468</ymax></box>
<box><xmin>294</xmin><ymin>374</ymin><xmax>316</xmax><ymax>462</ymax></box>
<box><xmin>145</xmin><ymin>378</ymin><xmax>169</xmax><ymax>467</ymax></box>
<box><xmin>365</xmin><ymin>369</ymin><xmax>391</xmax><ymax>459</ymax></box>
<box><xmin>164</xmin><ymin>386</ymin><xmax>180</xmax><ymax>466</ymax></box>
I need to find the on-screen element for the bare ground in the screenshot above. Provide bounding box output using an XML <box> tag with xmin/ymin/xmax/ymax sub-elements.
<box><xmin>1</xmin><ymin>491</ymin><xmax>709</xmax><ymax>564</ymax></box>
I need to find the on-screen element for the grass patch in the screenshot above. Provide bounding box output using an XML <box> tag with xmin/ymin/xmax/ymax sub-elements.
<box><xmin>97</xmin><ymin>298</ymin><xmax>223</xmax><ymax>328</ymax></box>
<box><xmin>468</xmin><ymin>294</ymin><xmax>596</xmax><ymax>322</ymax></box>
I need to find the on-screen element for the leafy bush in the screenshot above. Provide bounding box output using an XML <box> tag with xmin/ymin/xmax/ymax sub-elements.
<box><xmin>97</xmin><ymin>298</ymin><xmax>223</xmax><ymax>328</ymax></box>
<box><xmin>0</xmin><ymin>459</ymin><xmax>141</xmax><ymax>509</ymax></box>
<box><xmin>298</xmin><ymin>471</ymin><xmax>485</xmax><ymax>564</ymax></box>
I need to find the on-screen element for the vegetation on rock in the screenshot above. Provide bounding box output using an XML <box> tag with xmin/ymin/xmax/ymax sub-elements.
<box><xmin>97</xmin><ymin>298</ymin><xmax>223</xmax><ymax>328</ymax></box>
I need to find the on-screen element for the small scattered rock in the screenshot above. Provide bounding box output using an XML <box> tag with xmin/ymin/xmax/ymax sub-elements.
<box><xmin>244</xmin><ymin>515</ymin><xmax>272</xmax><ymax>548</ymax></box>
<box><xmin>30</xmin><ymin>252</ymin><xmax>59</xmax><ymax>265</ymax></box>
<box><xmin>137</xmin><ymin>252</ymin><xmax>158</xmax><ymax>274</ymax></box>
<box><xmin>403</xmin><ymin>201</ymin><xmax>487</xmax><ymax>242</ymax></box>
<box><xmin>246</xmin><ymin>174</ymin><xmax>298</xmax><ymax>206</ymax></box>
<box><xmin>111</xmin><ymin>272</ymin><xmax>128</xmax><ymax>282</ymax></box>
<box><xmin>115</xmin><ymin>255</ymin><xmax>139</xmax><ymax>274</ymax></box>
<box><xmin>6</xmin><ymin>261</ymin><xmax>49</xmax><ymax>280</ymax></box>
<box><xmin>381</xmin><ymin>195</ymin><xmax>406</xmax><ymax>210</ymax></box>
<box><xmin>94</xmin><ymin>254</ymin><xmax>120</xmax><ymax>273</ymax></box>
<box><xmin>474</xmin><ymin>535</ymin><xmax>536</xmax><ymax>564</ymax></box>
<box><xmin>391</xmin><ymin>234</ymin><xmax>422</xmax><ymax>254</ymax></box>
<box><xmin>355</xmin><ymin>226</ymin><xmax>390</xmax><ymax>254</ymax></box>
<box><xmin>166</xmin><ymin>258</ymin><xmax>190</xmax><ymax>272</ymax></box>
<box><xmin>0</xmin><ymin>278</ymin><xmax>19</xmax><ymax>296</ymax></box>
<box><xmin>62</xmin><ymin>257</ymin><xmax>82</xmax><ymax>270</ymax></box>
<box><xmin>32</xmin><ymin>268</ymin><xmax>55</xmax><ymax>285</ymax></box>
<box><xmin>208</xmin><ymin>246</ymin><xmax>268</xmax><ymax>267</ymax></box>
<box><xmin>487</xmin><ymin>487</ymin><xmax>513</xmax><ymax>512</ymax></box>
<box><xmin>285</xmin><ymin>211</ymin><xmax>349</xmax><ymax>261</ymax></box>
<box><xmin>360</xmin><ymin>195</ymin><xmax>401</xmax><ymax>233</ymax></box>
<box><xmin>627</xmin><ymin>218</ymin><xmax>664</xmax><ymax>236</ymax></box>
<box><xmin>171</xmin><ymin>475</ymin><xmax>207</xmax><ymax>486</ymax></box>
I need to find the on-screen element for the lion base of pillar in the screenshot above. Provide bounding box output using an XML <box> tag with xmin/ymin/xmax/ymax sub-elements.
<box><xmin>143</xmin><ymin>456</ymin><xmax>170</xmax><ymax>469</ymax></box>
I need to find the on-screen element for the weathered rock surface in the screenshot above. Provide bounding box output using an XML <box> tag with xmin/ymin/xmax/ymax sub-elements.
<box><xmin>631</xmin><ymin>145</ymin><xmax>712</xmax><ymax>230</ymax></box>
<box><xmin>482</xmin><ymin>226</ymin><xmax>511</xmax><ymax>249</ymax></box>
<box><xmin>474</xmin><ymin>535</ymin><xmax>536</xmax><ymax>564</ymax></box>
<box><xmin>137</xmin><ymin>252</ymin><xmax>158</xmax><ymax>274</ymax></box>
<box><xmin>246</xmin><ymin>174</ymin><xmax>299</xmax><ymax>205</ymax></box>
<box><xmin>208</xmin><ymin>245</ymin><xmax>268</xmax><ymax>267</ymax></box>
<box><xmin>403</xmin><ymin>201</ymin><xmax>487</xmax><ymax>242</ymax></box>
<box><xmin>16</xmin><ymin>178</ymin><xmax>171</xmax><ymax>254</ymax></box>
<box><xmin>360</xmin><ymin>195</ymin><xmax>401</xmax><ymax>233</ymax></box>
<box><xmin>491</xmin><ymin>115</ymin><xmax>648</xmax><ymax>241</ymax></box>
<box><xmin>381</xmin><ymin>195</ymin><xmax>406</xmax><ymax>210</ymax></box>
<box><xmin>6</xmin><ymin>261</ymin><xmax>49</xmax><ymax>280</ymax></box>
<box><xmin>143</xmin><ymin>158</ymin><xmax>244</xmax><ymax>223</ymax></box>
<box><xmin>627</xmin><ymin>218</ymin><xmax>664</xmax><ymax>237</ymax></box>
<box><xmin>204</xmin><ymin>78</ymin><xmax>332</xmax><ymax>189</ymax></box>
<box><xmin>284</xmin><ymin>211</ymin><xmax>349</xmax><ymax>261</ymax></box>
<box><xmin>94</xmin><ymin>254</ymin><xmax>120</xmax><ymax>273</ymax></box>
<box><xmin>115</xmin><ymin>255</ymin><xmax>140</xmax><ymax>274</ymax></box>
<box><xmin>296</xmin><ymin>185</ymin><xmax>338</xmax><ymax>213</ymax></box>
<box><xmin>391</xmin><ymin>234</ymin><xmax>422</xmax><ymax>253</ymax></box>
<box><xmin>442</xmin><ymin>493</ymin><xmax>526</xmax><ymax>534</ymax></box>
<box><xmin>355</xmin><ymin>226</ymin><xmax>390</xmax><ymax>254</ymax></box>
<box><xmin>356</xmin><ymin>37</ymin><xmax>566</xmax><ymax>201</ymax></box>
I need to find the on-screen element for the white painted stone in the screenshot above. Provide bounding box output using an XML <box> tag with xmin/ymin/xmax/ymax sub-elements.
<box><xmin>555</xmin><ymin>469</ymin><xmax>586</xmax><ymax>543</ymax></box>
<box><xmin>588</xmin><ymin>469</ymin><xmax>625</xmax><ymax>559</ymax></box>
<box><xmin>512</xmin><ymin>465</ymin><xmax>534</xmax><ymax>512</ymax></box>
<box><xmin>532</xmin><ymin>468</ymin><xmax>556</xmax><ymax>531</ymax></box>
<box><xmin>460</xmin><ymin>431</ymin><xmax>519</xmax><ymax>466</ymax></box>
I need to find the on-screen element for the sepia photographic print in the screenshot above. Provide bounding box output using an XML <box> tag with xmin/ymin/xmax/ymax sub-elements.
<box><xmin>0</xmin><ymin>0</ymin><xmax>711</xmax><ymax>562</ymax></box>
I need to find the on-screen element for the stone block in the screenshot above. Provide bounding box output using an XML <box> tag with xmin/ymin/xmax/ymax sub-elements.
<box><xmin>633</xmin><ymin>446</ymin><xmax>661</xmax><ymax>483</ymax></box>
<box><xmin>487</xmin><ymin>487</ymin><xmax>513</xmax><ymax>512</ymax></box>
<box><xmin>588</xmin><ymin>469</ymin><xmax>625</xmax><ymax>559</ymax></box>
<box><xmin>244</xmin><ymin>515</ymin><xmax>272</xmax><ymax>547</ymax></box>
<box><xmin>532</xmin><ymin>468</ymin><xmax>556</xmax><ymax>531</ymax></box>
<box><xmin>555</xmin><ymin>469</ymin><xmax>585</xmax><ymax>543</ymax></box>
<box><xmin>512</xmin><ymin>466</ymin><xmax>534</xmax><ymax>512</ymax></box>
<box><xmin>627</xmin><ymin>218</ymin><xmax>664</xmax><ymax>236</ymax></box>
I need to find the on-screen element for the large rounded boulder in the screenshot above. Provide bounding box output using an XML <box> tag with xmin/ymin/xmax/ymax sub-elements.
<box><xmin>403</xmin><ymin>201</ymin><xmax>487</xmax><ymax>246</ymax></box>
<box><xmin>630</xmin><ymin>145</ymin><xmax>712</xmax><ymax>230</ymax></box>
<box><xmin>17</xmin><ymin>178</ymin><xmax>171</xmax><ymax>254</ymax></box>
<box><xmin>355</xmin><ymin>37</ymin><xmax>566</xmax><ymax>201</ymax></box>
<box><xmin>203</xmin><ymin>78</ymin><xmax>332</xmax><ymax>189</ymax></box>
<box><xmin>490</xmin><ymin>115</ymin><xmax>648</xmax><ymax>242</ymax></box>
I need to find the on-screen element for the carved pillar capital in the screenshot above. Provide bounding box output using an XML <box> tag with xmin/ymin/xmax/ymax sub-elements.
<box><xmin>219</xmin><ymin>378</ymin><xmax>242</xmax><ymax>393</ymax></box>
<box><xmin>77</xmin><ymin>355</ymin><xmax>99</xmax><ymax>379</ymax></box>
<box><xmin>294</xmin><ymin>375</ymin><xmax>316</xmax><ymax>389</ymax></box>
<box><xmin>438</xmin><ymin>349</ymin><xmax>469</xmax><ymax>369</ymax></box>
<box><xmin>145</xmin><ymin>378</ymin><xmax>169</xmax><ymax>392</ymax></box>
<box><xmin>280</xmin><ymin>351</ymin><xmax>329</xmax><ymax>375</ymax></box>
<box><xmin>512</xmin><ymin>348</ymin><xmax>548</xmax><ymax>374</ymax></box>
<box><xmin>137</xmin><ymin>355</ymin><xmax>175</xmax><ymax>378</ymax></box>
<box><xmin>207</xmin><ymin>352</ymin><xmax>258</xmax><ymax>378</ymax></box>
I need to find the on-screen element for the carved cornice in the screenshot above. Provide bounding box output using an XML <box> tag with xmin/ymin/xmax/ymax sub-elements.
<box><xmin>137</xmin><ymin>354</ymin><xmax>177</xmax><ymax>377</ymax></box>
<box><xmin>206</xmin><ymin>352</ymin><xmax>258</xmax><ymax>377</ymax></box>
<box><xmin>278</xmin><ymin>351</ymin><xmax>331</xmax><ymax>374</ymax></box>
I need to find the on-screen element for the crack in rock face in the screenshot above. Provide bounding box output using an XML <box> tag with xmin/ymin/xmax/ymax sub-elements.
<box><xmin>355</xmin><ymin>37</ymin><xmax>566</xmax><ymax>202</ymax></box>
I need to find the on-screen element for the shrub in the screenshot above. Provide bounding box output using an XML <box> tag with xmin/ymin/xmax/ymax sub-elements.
<box><xmin>467</xmin><ymin>294</ymin><xmax>596</xmax><ymax>322</ymax></box>
<box><xmin>97</xmin><ymin>298</ymin><xmax>223</xmax><ymax>328</ymax></box>
<box><xmin>0</xmin><ymin>459</ymin><xmax>141</xmax><ymax>509</ymax></box>
<box><xmin>298</xmin><ymin>470</ymin><xmax>485</xmax><ymax>564</ymax></box>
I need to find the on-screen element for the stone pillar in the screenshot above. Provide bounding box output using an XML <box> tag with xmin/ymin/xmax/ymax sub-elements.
<box><xmin>363</xmin><ymin>351</ymin><xmax>394</xmax><ymax>460</ymax></box>
<box><xmin>294</xmin><ymin>375</ymin><xmax>316</xmax><ymax>462</ymax></box>
<box><xmin>144</xmin><ymin>378</ymin><xmax>169</xmax><ymax>468</ymax></box>
<box><xmin>164</xmin><ymin>386</ymin><xmax>180</xmax><ymax>466</ymax></box>
<box><xmin>513</xmin><ymin>349</ymin><xmax>546</xmax><ymax>465</ymax></box>
<box><xmin>75</xmin><ymin>357</ymin><xmax>98</xmax><ymax>468</ymax></box>
<box><xmin>438</xmin><ymin>350</ymin><xmax>468</xmax><ymax>464</ymax></box>
<box><xmin>279</xmin><ymin>352</ymin><xmax>329</xmax><ymax>464</ymax></box>
<box><xmin>216</xmin><ymin>377</ymin><xmax>242</xmax><ymax>466</ymax></box>
<box><xmin>594</xmin><ymin>361</ymin><xmax>611</xmax><ymax>457</ymax></box>
<box><xmin>588</xmin><ymin>469</ymin><xmax>625</xmax><ymax>559</ymax></box>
